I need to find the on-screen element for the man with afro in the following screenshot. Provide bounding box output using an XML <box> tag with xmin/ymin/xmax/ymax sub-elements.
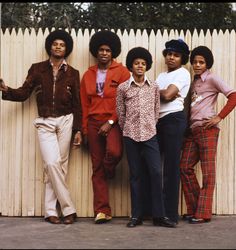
<box><xmin>80</xmin><ymin>30</ymin><xmax>130</xmax><ymax>224</ymax></box>
<box><xmin>0</xmin><ymin>29</ymin><xmax>82</xmax><ymax>224</ymax></box>
<box><xmin>180</xmin><ymin>46</ymin><xmax>236</xmax><ymax>224</ymax></box>
<box><xmin>116</xmin><ymin>47</ymin><xmax>176</xmax><ymax>228</ymax></box>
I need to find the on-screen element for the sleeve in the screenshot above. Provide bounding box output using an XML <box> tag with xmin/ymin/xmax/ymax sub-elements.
<box><xmin>2</xmin><ymin>65</ymin><xmax>36</xmax><ymax>101</ymax></box>
<box><xmin>155</xmin><ymin>84</ymin><xmax>160</xmax><ymax>124</ymax></box>
<box><xmin>116</xmin><ymin>85</ymin><xmax>126</xmax><ymax>130</ymax></box>
<box><xmin>80</xmin><ymin>73</ymin><xmax>89</xmax><ymax>135</ymax></box>
<box><xmin>109</xmin><ymin>66</ymin><xmax>130</xmax><ymax>123</ymax></box>
<box><xmin>72</xmin><ymin>70</ymin><xmax>82</xmax><ymax>132</ymax></box>
<box><xmin>218</xmin><ymin>92</ymin><xmax>236</xmax><ymax>119</ymax></box>
<box><xmin>119</xmin><ymin>66</ymin><xmax>131</xmax><ymax>83</ymax></box>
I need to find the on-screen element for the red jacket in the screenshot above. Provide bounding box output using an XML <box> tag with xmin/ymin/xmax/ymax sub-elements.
<box><xmin>80</xmin><ymin>60</ymin><xmax>130</xmax><ymax>134</ymax></box>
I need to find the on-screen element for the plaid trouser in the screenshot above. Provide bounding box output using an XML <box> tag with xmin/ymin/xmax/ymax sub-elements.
<box><xmin>180</xmin><ymin>126</ymin><xmax>220</xmax><ymax>219</ymax></box>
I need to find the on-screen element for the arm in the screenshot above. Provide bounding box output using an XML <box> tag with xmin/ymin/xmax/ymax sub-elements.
<box><xmin>1</xmin><ymin>65</ymin><xmax>36</xmax><ymax>101</ymax></box>
<box><xmin>116</xmin><ymin>85</ymin><xmax>126</xmax><ymax>130</ymax></box>
<box><xmin>80</xmin><ymin>75</ymin><xmax>89</xmax><ymax>136</ymax></box>
<box><xmin>204</xmin><ymin>92</ymin><xmax>236</xmax><ymax>129</ymax></box>
<box><xmin>155</xmin><ymin>85</ymin><xmax>160</xmax><ymax>124</ymax></box>
<box><xmin>109</xmin><ymin>67</ymin><xmax>130</xmax><ymax>123</ymax></box>
<box><xmin>160</xmin><ymin>84</ymin><xmax>180</xmax><ymax>102</ymax></box>
<box><xmin>72</xmin><ymin>70</ymin><xmax>83</xmax><ymax>147</ymax></box>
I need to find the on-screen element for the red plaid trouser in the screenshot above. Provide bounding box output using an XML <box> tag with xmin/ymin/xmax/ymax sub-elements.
<box><xmin>180</xmin><ymin>126</ymin><xmax>220</xmax><ymax>219</ymax></box>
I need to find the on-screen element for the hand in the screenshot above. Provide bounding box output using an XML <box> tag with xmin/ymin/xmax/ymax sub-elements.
<box><xmin>98</xmin><ymin>121</ymin><xmax>112</xmax><ymax>136</ymax></box>
<box><xmin>0</xmin><ymin>78</ymin><xmax>8</xmax><ymax>92</ymax></box>
<box><xmin>73</xmin><ymin>131</ymin><xmax>82</xmax><ymax>147</ymax></box>
<box><xmin>203</xmin><ymin>115</ymin><xmax>222</xmax><ymax>129</ymax></box>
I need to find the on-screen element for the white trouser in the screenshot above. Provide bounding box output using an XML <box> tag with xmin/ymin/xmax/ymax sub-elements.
<box><xmin>33</xmin><ymin>113</ymin><xmax>76</xmax><ymax>218</ymax></box>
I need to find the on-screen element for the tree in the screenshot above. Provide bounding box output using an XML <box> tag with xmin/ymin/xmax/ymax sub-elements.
<box><xmin>1</xmin><ymin>2</ymin><xmax>235</xmax><ymax>34</ymax></box>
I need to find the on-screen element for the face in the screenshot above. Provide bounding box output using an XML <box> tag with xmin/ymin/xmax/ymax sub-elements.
<box><xmin>50</xmin><ymin>39</ymin><xmax>66</xmax><ymax>59</ymax></box>
<box><xmin>131</xmin><ymin>58</ymin><xmax>147</xmax><ymax>77</ymax></box>
<box><xmin>192</xmin><ymin>55</ymin><xmax>207</xmax><ymax>75</ymax></box>
<box><xmin>97</xmin><ymin>45</ymin><xmax>112</xmax><ymax>65</ymax></box>
<box><xmin>165</xmin><ymin>51</ymin><xmax>182</xmax><ymax>71</ymax></box>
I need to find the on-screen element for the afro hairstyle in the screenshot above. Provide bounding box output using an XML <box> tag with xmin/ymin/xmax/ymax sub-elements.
<box><xmin>45</xmin><ymin>29</ymin><xmax>73</xmax><ymax>58</ymax></box>
<box><xmin>162</xmin><ymin>39</ymin><xmax>190</xmax><ymax>65</ymax></box>
<box><xmin>89</xmin><ymin>30</ymin><xmax>121</xmax><ymax>58</ymax></box>
<box><xmin>190</xmin><ymin>46</ymin><xmax>214</xmax><ymax>69</ymax></box>
<box><xmin>126</xmin><ymin>47</ymin><xmax>153</xmax><ymax>72</ymax></box>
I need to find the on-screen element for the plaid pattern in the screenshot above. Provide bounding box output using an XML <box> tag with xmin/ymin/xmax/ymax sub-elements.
<box><xmin>180</xmin><ymin>126</ymin><xmax>219</xmax><ymax>219</ymax></box>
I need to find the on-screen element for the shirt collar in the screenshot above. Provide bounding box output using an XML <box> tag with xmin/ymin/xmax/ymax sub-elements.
<box><xmin>128</xmin><ymin>74</ymin><xmax>151</xmax><ymax>87</ymax></box>
<box><xmin>49</xmin><ymin>59</ymin><xmax>68</xmax><ymax>72</ymax></box>
<box><xmin>198</xmin><ymin>69</ymin><xmax>210</xmax><ymax>82</ymax></box>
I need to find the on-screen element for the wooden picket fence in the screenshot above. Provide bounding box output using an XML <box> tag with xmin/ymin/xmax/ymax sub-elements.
<box><xmin>0</xmin><ymin>28</ymin><xmax>235</xmax><ymax>217</ymax></box>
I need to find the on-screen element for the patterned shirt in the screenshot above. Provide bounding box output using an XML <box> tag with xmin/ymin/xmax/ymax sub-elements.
<box><xmin>116</xmin><ymin>75</ymin><xmax>160</xmax><ymax>142</ymax></box>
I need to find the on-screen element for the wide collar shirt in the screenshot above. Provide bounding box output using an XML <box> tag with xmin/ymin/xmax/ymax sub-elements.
<box><xmin>190</xmin><ymin>70</ymin><xmax>236</xmax><ymax>128</ymax></box>
<box><xmin>116</xmin><ymin>75</ymin><xmax>160</xmax><ymax>142</ymax></box>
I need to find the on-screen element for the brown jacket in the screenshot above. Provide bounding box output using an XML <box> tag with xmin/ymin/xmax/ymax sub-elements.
<box><xmin>2</xmin><ymin>59</ymin><xmax>82</xmax><ymax>131</ymax></box>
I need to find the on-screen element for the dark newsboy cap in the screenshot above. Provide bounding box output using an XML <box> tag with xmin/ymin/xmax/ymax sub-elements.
<box><xmin>45</xmin><ymin>30</ymin><xmax>73</xmax><ymax>58</ymax></box>
<box><xmin>163</xmin><ymin>39</ymin><xmax>190</xmax><ymax>65</ymax></box>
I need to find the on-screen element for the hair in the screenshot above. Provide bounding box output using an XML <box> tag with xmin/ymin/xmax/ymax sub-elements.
<box><xmin>89</xmin><ymin>30</ymin><xmax>121</xmax><ymax>58</ymax></box>
<box><xmin>190</xmin><ymin>46</ymin><xmax>214</xmax><ymax>69</ymax></box>
<box><xmin>126</xmin><ymin>47</ymin><xmax>153</xmax><ymax>72</ymax></box>
<box><xmin>162</xmin><ymin>39</ymin><xmax>190</xmax><ymax>65</ymax></box>
<box><xmin>45</xmin><ymin>30</ymin><xmax>73</xmax><ymax>58</ymax></box>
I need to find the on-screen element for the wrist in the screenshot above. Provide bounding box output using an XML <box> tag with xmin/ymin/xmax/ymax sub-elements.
<box><xmin>108</xmin><ymin>120</ymin><xmax>114</xmax><ymax>125</ymax></box>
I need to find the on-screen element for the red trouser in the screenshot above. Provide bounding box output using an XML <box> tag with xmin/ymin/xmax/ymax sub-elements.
<box><xmin>180</xmin><ymin>126</ymin><xmax>219</xmax><ymax>219</ymax></box>
<box><xmin>87</xmin><ymin>118</ymin><xmax>123</xmax><ymax>216</ymax></box>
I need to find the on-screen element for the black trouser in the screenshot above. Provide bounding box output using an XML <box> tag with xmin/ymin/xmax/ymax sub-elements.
<box><xmin>124</xmin><ymin>136</ymin><xmax>165</xmax><ymax>219</ymax></box>
<box><xmin>156</xmin><ymin>111</ymin><xmax>187</xmax><ymax>222</ymax></box>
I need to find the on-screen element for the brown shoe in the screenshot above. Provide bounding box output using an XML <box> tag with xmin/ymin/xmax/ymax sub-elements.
<box><xmin>45</xmin><ymin>216</ymin><xmax>61</xmax><ymax>224</ymax></box>
<box><xmin>63</xmin><ymin>213</ymin><xmax>76</xmax><ymax>224</ymax></box>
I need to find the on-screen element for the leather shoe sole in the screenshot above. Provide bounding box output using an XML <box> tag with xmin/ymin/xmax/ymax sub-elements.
<box><xmin>45</xmin><ymin>216</ymin><xmax>61</xmax><ymax>224</ymax></box>
<box><xmin>189</xmin><ymin>217</ymin><xmax>211</xmax><ymax>224</ymax></box>
<box><xmin>63</xmin><ymin>213</ymin><xmax>76</xmax><ymax>224</ymax></box>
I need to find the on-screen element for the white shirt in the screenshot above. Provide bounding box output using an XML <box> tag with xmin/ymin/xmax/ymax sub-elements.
<box><xmin>155</xmin><ymin>67</ymin><xmax>190</xmax><ymax>118</ymax></box>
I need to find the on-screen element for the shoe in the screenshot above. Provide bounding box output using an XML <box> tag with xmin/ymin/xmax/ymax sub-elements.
<box><xmin>153</xmin><ymin>217</ymin><xmax>177</xmax><ymax>228</ymax></box>
<box><xmin>63</xmin><ymin>213</ymin><xmax>76</xmax><ymax>224</ymax></box>
<box><xmin>182</xmin><ymin>213</ymin><xmax>194</xmax><ymax>221</ymax></box>
<box><xmin>189</xmin><ymin>217</ymin><xmax>211</xmax><ymax>224</ymax></box>
<box><xmin>126</xmin><ymin>218</ymin><xmax>143</xmax><ymax>228</ymax></box>
<box><xmin>95</xmin><ymin>212</ymin><xmax>112</xmax><ymax>224</ymax></box>
<box><xmin>45</xmin><ymin>216</ymin><xmax>61</xmax><ymax>224</ymax></box>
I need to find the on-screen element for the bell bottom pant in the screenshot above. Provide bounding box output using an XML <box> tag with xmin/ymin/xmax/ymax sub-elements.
<box><xmin>180</xmin><ymin>126</ymin><xmax>219</xmax><ymax>219</ymax></box>
<box><xmin>34</xmin><ymin>114</ymin><xmax>76</xmax><ymax>218</ymax></box>
<box><xmin>87</xmin><ymin>118</ymin><xmax>123</xmax><ymax>216</ymax></box>
<box><xmin>156</xmin><ymin>111</ymin><xmax>187</xmax><ymax>222</ymax></box>
<box><xmin>124</xmin><ymin>136</ymin><xmax>165</xmax><ymax>219</ymax></box>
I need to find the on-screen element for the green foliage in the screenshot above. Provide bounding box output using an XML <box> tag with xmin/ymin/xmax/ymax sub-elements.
<box><xmin>1</xmin><ymin>2</ymin><xmax>235</xmax><ymax>34</ymax></box>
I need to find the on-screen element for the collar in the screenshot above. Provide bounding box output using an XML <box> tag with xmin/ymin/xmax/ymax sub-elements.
<box><xmin>198</xmin><ymin>69</ymin><xmax>210</xmax><ymax>82</ymax></box>
<box><xmin>128</xmin><ymin>74</ymin><xmax>151</xmax><ymax>87</ymax></box>
<box><xmin>49</xmin><ymin>58</ymin><xmax>68</xmax><ymax>72</ymax></box>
